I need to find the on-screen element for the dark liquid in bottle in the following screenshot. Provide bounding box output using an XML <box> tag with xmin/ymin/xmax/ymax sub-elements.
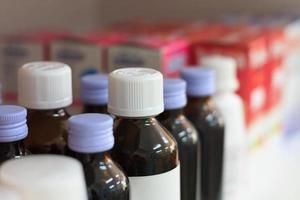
<box><xmin>68</xmin><ymin>150</ymin><xmax>129</xmax><ymax>200</ymax></box>
<box><xmin>112</xmin><ymin>117</ymin><xmax>179</xmax><ymax>176</ymax></box>
<box><xmin>83</xmin><ymin>104</ymin><xmax>108</xmax><ymax>114</ymax></box>
<box><xmin>158</xmin><ymin>108</ymin><xmax>199</xmax><ymax>200</ymax></box>
<box><xmin>0</xmin><ymin>141</ymin><xmax>29</xmax><ymax>164</ymax></box>
<box><xmin>25</xmin><ymin>108</ymin><xmax>69</xmax><ymax>154</ymax></box>
<box><xmin>185</xmin><ymin>96</ymin><xmax>225</xmax><ymax>200</ymax></box>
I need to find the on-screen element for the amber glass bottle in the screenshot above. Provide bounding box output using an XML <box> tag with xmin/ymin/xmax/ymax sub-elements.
<box><xmin>18</xmin><ymin>61</ymin><xmax>72</xmax><ymax>154</ymax></box>
<box><xmin>0</xmin><ymin>105</ymin><xmax>29</xmax><ymax>164</ymax></box>
<box><xmin>158</xmin><ymin>78</ymin><xmax>199</xmax><ymax>200</ymax></box>
<box><xmin>67</xmin><ymin>113</ymin><xmax>129</xmax><ymax>200</ymax></box>
<box><xmin>81</xmin><ymin>74</ymin><xmax>108</xmax><ymax>114</ymax></box>
<box><xmin>108</xmin><ymin>68</ymin><xmax>180</xmax><ymax>200</ymax></box>
<box><xmin>181</xmin><ymin>67</ymin><xmax>225</xmax><ymax>200</ymax></box>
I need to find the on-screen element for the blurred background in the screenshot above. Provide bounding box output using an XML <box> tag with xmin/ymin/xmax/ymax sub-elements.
<box><xmin>1</xmin><ymin>0</ymin><xmax>300</xmax><ymax>199</ymax></box>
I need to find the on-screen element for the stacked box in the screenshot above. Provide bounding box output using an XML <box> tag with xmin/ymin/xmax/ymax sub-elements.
<box><xmin>194</xmin><ymin>26</ymin><xmax>269</xmax><ymax>126</ymax></box>
<box><xmin>0</xmin><ymin>31</ymin><xmax>68</xmax><ymax>103</ymax></box>
<box><xmin>50</xmin><ymin>32</ymin><xmax>126</xmax><ymax>105</ymax></box>
<box><xmin>106</xmin><ymin>21</ymin><xmax>189</xmax><ymax>77</ymax></box>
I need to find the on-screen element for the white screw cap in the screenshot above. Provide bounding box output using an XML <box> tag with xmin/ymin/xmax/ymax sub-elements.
<box><xmin>18</xmin><ymin>61</ymin><xmax>73</xmax><ymax>109</ymax></box>
<box><xmin>108</xmin><ymin>68</ymin><xmax>164</xmax><ymax>117</ymax></box>
<box><xmin>201</xmin><ymin>55</ymin><xmax>239</xmax><ymax>93</ymax></box>
<box><xmin>0</xmin><ymin>155</ymin><xmax>88</xmax><ymax>200</ymax></box>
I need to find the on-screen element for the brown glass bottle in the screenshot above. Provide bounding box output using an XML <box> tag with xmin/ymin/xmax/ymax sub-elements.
<box><xmin>25</xmin><ymin>108</ymin><xmax>69</xmax><ymax>154</ymax></box>
<box><xmin>18</xmin><ymin>61</ymin><xmax>73</xmax><ymax>155</ymax></box>
<box><xmin>185</xmin><ymin>96</ymin><xmax>224</xmax><ymax>200</ymax></box>
<box><xmin>158</xmin><ymin>108</ymin><xmax>198</xmax><ymax>200</ymax></box>
<box><xmin>108</xmin><ymin>68</ymin><xmax>180</xmax><ymax>200</ymax></box>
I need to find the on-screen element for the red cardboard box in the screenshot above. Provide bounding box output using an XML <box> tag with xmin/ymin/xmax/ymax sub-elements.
<box><xmin>0</xmin><ymin>31</ymin><xmax>68</xmax><ymax>103</ymax></box>
<box><xmin>106</xmin><ymin>21</ymin><xmax>189</xmax><ymax>77</ymax></box>
<box><xmin>50</xmin><ymin>31</ymin><xmax>126</xmax><ymax>102</ymax></box>
<box><xmin>196</xmin><ymin>26</ymin><xmax>269</xmax><ymax>125</ymax></box>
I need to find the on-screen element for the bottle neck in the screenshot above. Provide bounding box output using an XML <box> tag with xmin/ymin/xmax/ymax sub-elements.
<box><xmin>187</xmin><ymin>95</ymin><xmax>212</xmax><ymax>105</ymax></box>
<box><xmin>0</xmin><ymin>140</ymin><xmax>26</xmax><ymax>158</ymax></box>
<box><xmin>28</xmin><ymin>107</ymin><xmax>69</xmax><ymax>117</ymax></box>
<box><xmin>70</xmin><ymin>150</ymin><xmax>110</xmax><ymax>164</ymax></box>
<box><xmin>159</xmin><ymin>108</ymin><xmax>184</xmax><ymax>120</ymax></box>
<box><xmin>83</xmin><ymin>104</ymin><xmax>107</xmax><ymax>114</ymax></box>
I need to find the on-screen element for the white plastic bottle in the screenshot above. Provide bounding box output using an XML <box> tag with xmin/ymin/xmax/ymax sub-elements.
<box><xmin>202</xmin><ymin>55</ymin><xmax>247</xmax><ymax>200</ymax></box>
<box><xmin>0</xmin><ymin>155</ymin><xmax>88</xmax><ymax>200</ymax></box>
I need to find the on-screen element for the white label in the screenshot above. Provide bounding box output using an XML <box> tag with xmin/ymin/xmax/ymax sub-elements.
<box><xmin>51</xmin><ymin>40</ymin><xmax>102</xmax><ymax>98</ymax></box>
<box><xmin>108</xmin><ymin>45</ymin><xmax>161</xmax><ymax>72</ymax></box>
<box><xmin>129</xmin><ymin>165</ymin><xmax>180</xmax><ymax>200</ymax></box>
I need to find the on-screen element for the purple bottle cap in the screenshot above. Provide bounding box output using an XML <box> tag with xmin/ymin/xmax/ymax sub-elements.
<box><xmin>80</xmin><ymin>74</ymin><xmax>108</xmax><ymax>105</ymax></box>
<box><xmin>68</xmin><ymin>113</ymin><xmax>114</xmax><ymax>153</ymax></box>
<box><xmin>163</xmin><ymin>78</ymin><xmax>187</xmax><ymax>110</ymax></box>
<box><xmin>0</xmin><ymin>105</ymin><xmax>28</xmax><ymax>142</ymax></box>
<box><xmin>180</xmin><ymin>67</ymin><xmax>215</xmax><ymax>96</ymax></box>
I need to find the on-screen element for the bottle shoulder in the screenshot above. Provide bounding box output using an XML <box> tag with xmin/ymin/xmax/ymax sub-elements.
<box><xmin>27</xmin><ymin>108</ymin><xmax>70</xmax><ymax>120</ymax></box>
<box><xmin>160</xmin><ymin>115</ymin><xmax>198</xmax><ymax>145</ymax></box>
<box><xmin>185</xmin><ymin>99</ymin><xmax>224</xmax><ymax>128</ymax></box>
<box><xmin>114</xmin><ymin>117</ymin><xmax>177</xmax><ymax>153</ymax></box>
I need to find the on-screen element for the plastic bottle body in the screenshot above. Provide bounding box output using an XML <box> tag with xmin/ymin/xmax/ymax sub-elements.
<box><xmin>214</xmin><ymin>92</ymin><xmax>246</xmax><ymax>200</ymax></box>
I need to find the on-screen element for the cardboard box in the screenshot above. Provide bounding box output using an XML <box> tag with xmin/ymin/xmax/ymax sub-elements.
<box><xmin>196</xmin><ymin>26</ymin><xmax>269</xmax><ymax>125</ymax></box>
<box><xmin>50</xmin><ymin>32</ymin><xmax>126</xmax><ymax>102</ymax></box>
<box><xmin>0</xmin><ymin>31</ymin><xmax>67</xmax><ymax>103</ymax></box>
<box><xmin>106</xmin><ymin>21</ymin><xmax>189</xmax><ymax>77</ymax></box>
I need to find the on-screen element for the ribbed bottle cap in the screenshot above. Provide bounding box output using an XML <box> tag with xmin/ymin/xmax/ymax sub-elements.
<box><xmin>0</xmin><ymin>155</ymin><xmax>88</xmax><ymax>200</ymax></box>
<box><xmin>164</xmin><ymin>78</ymin><xmax>187</xmax><ymax>110</ymax></box>
<box><xmin>0</xmin><ymin>105</ymin><xmax>28</xmax><ymax>142</ymax></box>
<box><xmin>68</xmin><ymin>113</ymin><xmax>114</xmax><ymax>153</ymax></box>
<box><xmin>180</xmin><ymin>67</ymin><xmax>215</xmax><ymax>96</ymax></box>
<box><xmin>18</xmin><ymin>61</ymin><xmax>73</xmax><ymax>110</ymax></box>
<box><xmin>0</xmin><ymin>186</ymin><xmax>22</xmax><ymax>200</ymax></box>
<box><xmin>80</xmin><ymin>74</ymin><xmax>108</xmax><ymax>105</ymax></box>
<box><xmin>108</xmin><ymin>68</ymin><xmax>164</xmax><ymax>117</ymax></box>
<box><xmin>201</xmin><ymin>55</ymin><xmax>239</xmax><ymax>93</ymax></box>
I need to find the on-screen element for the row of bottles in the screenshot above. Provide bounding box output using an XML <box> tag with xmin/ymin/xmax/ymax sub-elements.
<box><xmin>0</xmin><ymin>55</ymin><xmax>246</xmax><ymax>200</ymax></box>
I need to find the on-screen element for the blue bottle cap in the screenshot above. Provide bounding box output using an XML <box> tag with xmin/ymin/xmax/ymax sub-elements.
<box><xmin>163</xmin><ymin>78</ymin><xmax>187</xmax><ymax>110</ymax></box>
<box><xmin>68</xmin><ymin>113</ymin><xmax>114</xmax><ymax>153</ymax></box>
<box><xmin>80</xmin><ymin>74</ymin><xmax>108</xmax><ymax>105</ymax></box>
<box><xmin>0</xmin><ymin>105</ymin><xmax>28</xmax><ymax>142</ymax></box>
<box><xmin>180</xmin><ymin>67</ymin><xmax>215</xmax><ymax>96</ymax></box>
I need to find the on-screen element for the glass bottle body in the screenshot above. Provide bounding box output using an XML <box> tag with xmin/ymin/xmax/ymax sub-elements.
<box><xmin>69</xmin><ymin>151</ymin><xmax>129</xmax><ymax>200</ymax></box>
<box><xmin>111</xmin><ymin>117</ymin><xmax>180</xmax><ymax>200</ymax></box>
<box><xmin>158</xmin><ymin>108</ymin><xmax>199</xmax><ymax>200</ymax></box>
<box><xmin>25</xmin><ymin>108</ymin><xmax>69</xmax><ymax>154</ymax></box>
<box><xmin>0</xmin><ymin>141</ymin><xmax>29</xmax><ymax>164</ymax></box>
<box><xmin>185</xmin><ymin>96</ymin><xmax>225</xmax><ymax>200</ymax></box>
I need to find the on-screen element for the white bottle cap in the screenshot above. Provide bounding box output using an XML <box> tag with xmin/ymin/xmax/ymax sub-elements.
<box><xmin>0</xmin><ymin>155</ymin><xmax>88</xmax><ymax>200</ymax></box>
<box><xmin>0</xmin><ymin>186</ymin><xmax>22</xmax><ymax>200</ymax></box>
<box><xmin>201</xmin><ymin>55</ymin><xmax>239</xmax><ymax>93</ymax></box>
<box><xmin>108</xmin><ymin>68</ymin><xmax>164</xmax><ymax>117</ymax></box>
<box><xmin>18</xmin><ymin>61</ymin><xmax>73</xmax><ymax>110</ymax></box>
